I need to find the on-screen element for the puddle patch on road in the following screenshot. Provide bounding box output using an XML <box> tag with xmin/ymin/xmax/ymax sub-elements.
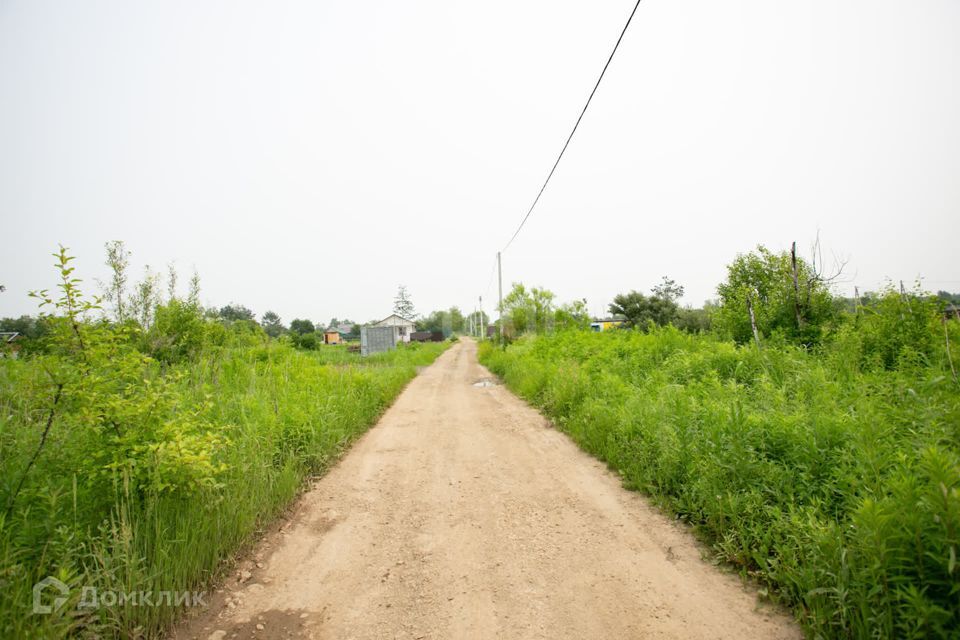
<box><xmin>472</xmin><ymin>378</ymin><xmax>500</xmax><ymax>388</ymax></box>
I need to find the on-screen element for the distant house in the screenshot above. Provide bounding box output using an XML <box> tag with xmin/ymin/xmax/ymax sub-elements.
<box><xmin>322</xmin><ymin>324</ymin><xmax>356</xmax><ymax>345</ymax></box>
<box><xmin>373</xmin><ymin>314</ymin><xmax>416</xmax><ymax>343</ymax></box>
<box><xmin>590</xmin><ymin>318</ymin><xmax>624</xmax><ymax>332</ymax></box>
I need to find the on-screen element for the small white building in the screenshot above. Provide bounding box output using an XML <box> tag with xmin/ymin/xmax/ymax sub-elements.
<box><xmin>373</xmin><ymin>314</ymin><xmax>416</xmax><ymax>343</ymax></box>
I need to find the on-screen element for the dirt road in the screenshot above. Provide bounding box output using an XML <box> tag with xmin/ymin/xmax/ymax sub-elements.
<box><xmin>174</xmin><ymin>340</ymin><xmax>799</xmax><ymax>640</ymax></box>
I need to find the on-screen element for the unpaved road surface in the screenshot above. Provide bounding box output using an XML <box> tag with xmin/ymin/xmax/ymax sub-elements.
<box><xmin>174</xmin><ymin>340</ymin><xmax>799</xmax><ymax>640</ymax></box>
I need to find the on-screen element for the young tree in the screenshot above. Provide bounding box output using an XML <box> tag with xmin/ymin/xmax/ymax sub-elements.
<box><xmin>501</xmin><ymin>283</ymin><xmax>532</xmax><ymax>335</ymax></box>
<box><xmin>187</xmin><ymin>269</ymin><xmax>201</xmax><ymax>306</ymax></box>
<box><xmin>100</xmin><ymin>240</ymin><xmax>131</xmax><ymax>323</ymax></box>
<box><xmin>167</xmin><ymin>263</ymin><xmax>179</xmax><ymax>300</ymax></box>
<box><xmin>501</xmin><ymin>283</ymin><xmax>556</xmax><ymax>336</ymax></box>
<box><xmin>393</xmin><ymin>285</ymin><xmax>416</xmax><ymax>320</ymax></box>
<box><xmin>129</xmin><ymin>266</ymin><xmax>162</xmax><ymax>329</ymax></box>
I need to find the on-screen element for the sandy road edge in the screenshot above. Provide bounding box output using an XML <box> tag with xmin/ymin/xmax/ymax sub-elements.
<box><xmin>165</xmin><ymin>346</ymin><xmax>451</xmax><ymax>638</ymax></box>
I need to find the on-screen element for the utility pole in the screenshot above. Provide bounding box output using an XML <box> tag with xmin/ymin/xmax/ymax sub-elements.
<box><xmin>479</xmin><ymin>295</ymin><xmax>483</xmax><ymax>341</ymax></box>
<box><xmin>497</xmin><ymin>252</ymin><xmax>503</xmax><ymax>345</ymax></box>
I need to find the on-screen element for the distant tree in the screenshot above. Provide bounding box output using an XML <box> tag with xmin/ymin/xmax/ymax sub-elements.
<box><xmin>651</xmin><ymin>276</ymin><xmax>684</xmax><ymax>304</ymax></box>
<box><xmin>554</xmin><ymin>298</ymin><xmax>590</xmax><ymax>330</ymax></box>
<box><xmin>0</xmin><ymin>315</ymin><xmax>48</xmax><ymax>340</ymax></box>
<box><xmin>675</xmin><ymin>303</ymin><xmax>714</xmax><ymax>333</ymax></box>
<box><xmin>609</xmin><ymin>277</ymin><xmax>685</xmax><ymax>330</ymax></box>
<box><xmin>608</xmin><ymin>291</ymin><xmax>673</xmax><ymax>329</ymax></box>
<box><xmin>393</xmin><ymin>285</ymin><xmax>416</xmax><ymax>320</ymax></box>
<box><xmin>501</xmin><ymin>283</ymin><xmax>555</xmax><ymax>336</ymax></box>
<box><xmin>416</xmin><ymin>310</ymin><xmax>442</xmax><ymax>333</ymax></box>
<box><xmin>261</xmin><ymin>311</ymin><xmax>285</xmax><ymax>337</ymax></box>
<box><xmin>936</xmin><ymin>290</ymin><xmax>960</xmax><ymax>305</ymax></box>
<box><xmin>218</xmin><ymin>304</ymin><xmax>256</xmax><ymax>323</ymax></box>
<box><xmin>99</xmin><ymin>240</ymin><xmax>131</xmax><ymax>323</ymax></box>
<box><xmin>416</xmin><ymin>306</ymin><xmax>470</xmax><ymax>337</ymax></box>
<box><xmin>448</xmin><ymin>307</ymin><xmax>466</xmax><ymax>333</ymax></box>
<box><xmin>289</xmin><ymin>318</ymin><xmax>316</xmax><ymax>335</ymax></box>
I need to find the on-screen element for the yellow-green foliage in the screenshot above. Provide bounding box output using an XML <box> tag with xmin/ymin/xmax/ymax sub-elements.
<box><xmin>480</xmin><ymin>327</ymin><xmax>960</xmax><ymax>639</ymax></box>
<box><xmin>0</xmin><ymin>250</ymin><xmax>448</xmax><ymax>637</ymax></box>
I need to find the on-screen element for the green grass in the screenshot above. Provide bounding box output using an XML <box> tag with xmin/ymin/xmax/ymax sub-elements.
<box><xmin>480</xmin><ymin>329</ymin><xmax>960</xmax><ymax>639</ymax></box>
<box><xmin>0</xmin><ymin>340</ymin><xmax>447</xmax><ymax>638</ymax></box>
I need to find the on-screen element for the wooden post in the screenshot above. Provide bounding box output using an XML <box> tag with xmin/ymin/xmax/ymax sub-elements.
<box><xmin>791</xmin><ymin>241</ymin><xmax>803</xmax><ymax>330</ymax></box>
<box><xmin>747</xmin><ymin>292</ymin><xmax>762</xmax><ymax>351</ymax></box>
<box><xmin>945</xmin><ymin>316</ymin><xmax>959</xmax><ymax>387</ymax></box>
<box><xmin>497</xmin><ymin>252</ymin><xmax>504</xmax><ymax>347</ymax></box>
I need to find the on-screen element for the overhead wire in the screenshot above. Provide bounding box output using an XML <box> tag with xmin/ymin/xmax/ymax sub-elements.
<box><xmin>501</xmin><ymin>0</ymin><xmax>644</xmax><ymax>252</ymax></box>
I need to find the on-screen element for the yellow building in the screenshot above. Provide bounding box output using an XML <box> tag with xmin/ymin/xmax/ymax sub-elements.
<box><xmin>590</xmin><ymin>319</ymin><xmax>624</xmax><ymax>332</ymax></box>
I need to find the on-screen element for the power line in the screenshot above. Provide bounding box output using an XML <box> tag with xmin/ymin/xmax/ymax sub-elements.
<box><xmin>502</xmin><ymin>0</ymin><xmax>643</xmax><ymax>252</ymax></box>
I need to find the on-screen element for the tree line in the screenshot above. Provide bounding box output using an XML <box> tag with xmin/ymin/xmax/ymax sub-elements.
<box><xmin>494</xmin><ymin>240</ymin><xmax>960</xmax><ymax>367</ymax></box>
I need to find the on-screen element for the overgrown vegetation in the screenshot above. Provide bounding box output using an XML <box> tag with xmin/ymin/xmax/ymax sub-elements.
<box><xmin>481</xmin><ymin>244</ymin><xmax>960</xmax><ymax>639</ymax></box>
<box><xmin>0</xmin><ymin>246</ymin><xmax>447</xmax><ymax>638</ymax></box>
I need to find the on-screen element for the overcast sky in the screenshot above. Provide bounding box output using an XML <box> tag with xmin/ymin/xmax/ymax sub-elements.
<box><xmin>2</xmin><ymin>0</ymin><xmax>958</xmax><ymax>325</ymax></box>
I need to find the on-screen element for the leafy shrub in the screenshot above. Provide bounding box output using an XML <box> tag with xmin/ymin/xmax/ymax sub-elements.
<box><xmin>714</xmin><ymin>245</ymin><xmax>840</xmax><ymax>346</ymax></box>
<box><xmin>291</xmin><ymin>332</ymin><xmax>319</xmax><ymax>350</ymax></box>
<box><xmin>856</xmin><ymin>284</ymin><xmax>942</xmax><ymax>370</ymax></box>
<box><xmin>145</xmin><ymin>298</ymin><xmax>208</xmax><ymax>364</ymax></box>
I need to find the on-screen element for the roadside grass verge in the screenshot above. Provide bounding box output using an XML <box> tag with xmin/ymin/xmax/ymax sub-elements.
<box><xmin>480</xmin><ymin>330</ymin><xmax>960</xmax><ymax>639</ymax></box>
<box><xmin>0</xmin><ymin>340</ymin><xmax>447</xmax><ymax>638</ymax></box>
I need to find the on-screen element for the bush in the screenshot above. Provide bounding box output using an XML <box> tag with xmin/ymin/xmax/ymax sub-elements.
<box><xmin>714</xmin><ymin>245</ymin><xmax>839</xmax><ymax>346</ymax></box>
<box><xmin>291</xmin><ymin>332</ymin><xmax>319</xmax><ymax>350</ymax></box>
<box><xmin>856</xmin><ymin>284</ymin><xmax>942</xmax><ymax>370</ymax></box>
<box><xmin>145</xmin><ymin>299</ymin><xmax>208</xmax><ymax>364</ymax></box>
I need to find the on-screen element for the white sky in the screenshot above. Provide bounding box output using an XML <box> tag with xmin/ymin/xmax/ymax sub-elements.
<box><xmin>2</xmin><ymin>0</ymin><xmax>958</xmax><ymax>324</ymax></box>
